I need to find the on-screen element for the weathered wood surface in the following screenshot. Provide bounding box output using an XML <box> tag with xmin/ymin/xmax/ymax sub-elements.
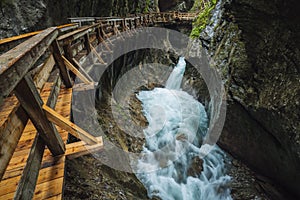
<box><xmin>0</xmin><ymin>54</ymin><xmax>56</xmax><ymax>180</ymax></box>
<box><xmin>72</xmin><ymin>58</ymin><xmax>94</xmax><ymax>82</ymax></box>
<box><xmin>0</xmin><ymin>11</ymin><xmax>197</xmax><ymax>199</ymax></box>
<box><xmin>62</xmin><ymin>55</ymin><xmax>92</xmax><ymax>84</ymax></box>
<box><xmin>0</xmin><ymin>24</ymin><xmax>77</xmax><ymax>46</ymax></box>
<box><xmin>14</xmin><ymin>73</ymin><xmax>61</xmax><ymax>200</ymax></box>
<box><xmin>65</xmin><ymin>136</ymin><xmax>103</xmax><ymax>159</ymax></box>
<box><xmin>57</xmin><ymin>27</ymin><xmax>90</xmax><ymax>45</ymax></box>
<box><xmin>51</xmin><ymin>40</ymin><xmax>73</xmax><ymax>87</ymax></box>
<box><xmin>0</xmin><ymin>83</ymin><xmax>72</xmax><ymax>200</ymax></box>
<box><xmin>43</xmin><ymin>104</ymin><xmax>99</xmax><ymax>145</ymax></box>
<box><xmin>0</xmin><ymin>27</ymin><xmax>58</xmax><ymax>99</ymax></box>
<box><xmin>14</xmin><ymin>75</ymin><xmax>65</xmax><ymax>155</ymax></box>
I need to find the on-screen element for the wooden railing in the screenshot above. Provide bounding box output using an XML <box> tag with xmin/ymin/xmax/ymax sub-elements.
<box><xmin>0</xmin><ymin>12</ymin><xmax>196</xmax><ymax>199</ymax></box>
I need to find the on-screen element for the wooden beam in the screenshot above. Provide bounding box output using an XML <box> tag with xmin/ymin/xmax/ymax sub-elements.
<box><xmin>57</xmin><ymin>27</ymin><xmax>90</xmax><ymax>45</ymax></box>
<box><xmin>84</xmin><ymin>34</ymin><xmax>91</xmax><ymax>54</ymax></box>
<box><xmin>73</xmin><ymin>82</ymin><xmax>96</xmax><ymax>92</ymax></box>
<box><xmin>0</xmin><ymin>106</ymin><xmax>28</xmax><ymax>180</ymax></box>
<box><xmin>14</xmin><ymin>75</ymin><xmax>65</xmax><ymax>156</ymax></box>
<box><xmin>14</xmin><ymin>73</ymin><xmax>62</xmax><ymax>200</ymax></box>
<box><xmin>100</xmin><ymin>25</ymin><xmax>113</xmax><ymax>46</ymax></box>
<box><xmin>0</xmin><ymin>55</ymin><xmax>58</xmax><ymax>180</ymax></box>
<box><xmin>62</xmin><ymin>56</ymin><xmax>92</xmax><ymax>84</ymax></box>
<box><xmin>90</xmin><ymin>44</ymin><xmax>106</xmax><ymax>64</ymax></box>
<box><xmin>0</xmin><ymin>27</ymin><xmax>58</xmax><ymax>99</ymax></box>
<box><xmin>13</xmin><ymin>134</ymin><xmax>45</xmax><ymax>199</ymax></box>
<box><xmin>46</xmin><ymin>71</ymin><xmax>62</xmax><ymax>108</ymax></box>
<box><xmin>51</xmin><ymin>40</ymin><xmax>73</xmax><ymax>88</ymax></box>
<box><xmin>72</xmin><ymin>58</ymin><xmax>94</xmax><ymax>82</ymax></box>
<box><xmin>96</xmin><ymin>27</ymin><xmax>112</xmax><ymax>52</ymax></box>
<box><xmin>43</xmin><ymin>105</ymin><xmax>98</xmax><ymax>145</ymax></box>
<box><xmin>66</xmin><ymin>136</ymin><xmax>103</xmax><ymax>159</ymax></box>
<box><xmin>33</xmin><ymin>54</ymin><xmax>56</xmax><ymax>91</ymax></box>
<box><xmin>0</xmin><ymin>24</ymin><xmax>77</xmax><ymax>46</ymax></box>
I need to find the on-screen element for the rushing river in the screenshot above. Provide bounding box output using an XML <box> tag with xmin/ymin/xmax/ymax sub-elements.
<box><xmin>135</xmin><ymin>57</ymin><xmax>232</xmax><ymax>200</ymax></box>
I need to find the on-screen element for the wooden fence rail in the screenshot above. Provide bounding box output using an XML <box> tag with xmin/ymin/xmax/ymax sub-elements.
<box><xmin>0</xmin><ymin>11</ymin><xmax>197</xmax><ymax>199</ymax></box>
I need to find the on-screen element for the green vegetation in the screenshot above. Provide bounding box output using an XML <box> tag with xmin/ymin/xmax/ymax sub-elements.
<box><xmin>143</xmin><ymin>0</ymin><xmax>151</xmax><ymax>13</ymax></box>
<box><xmin>190</xmin><ymin>0</ymin><xmax>218</xmax><ymax>38</ymax></box>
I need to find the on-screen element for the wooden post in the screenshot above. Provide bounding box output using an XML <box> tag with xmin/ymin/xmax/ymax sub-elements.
<box><xmin>14</xmin><ymin>75</ymin><xmax>65</xmax><ymax>156</ymax></box>
<box><xmin>84</xmin><ymin>33</ymin><xmax>91</xmax><ymax>54</ymax></box>
<box><xmin>100</xmin><ymin>25</ymin><xmax>113</xmax><ymax>46</ymax></box>
<box><xmin>14</xmin><ymin>72</ymin><xmax>62</xmax><ymax>200</ymax></box>
<box><xmin>89</xmin><ymin>44</ymin><xmax>106</xmax><ymax>64</ymax></box>
<box><xmin>51</xmin><ymin>40</ymin><xmax>73</xmax><ymax>88</ymax></box>
<box><xmin>0</xmin><ymin>55</ymin><xmax>58</xmax><ymax>180</ymax></box>
<box><xmin>63</xmin><ymin>42</ymin><xmax>73</xmax><ymax>61</ymax></box>
<box><xmin>113</xmin><ymin>21</ymin><xmax>118</xmax><ymax>35</ymax></box>
<box><xmin>62</xmin><ymin>56</ymin><xmax>92</xmax><ymax>84</ymax></box>
<box><xmin>96</xmin><ymin>27</ymin><xmax>112</xmax><ymax>52</ymax></box>
<box><xmin>72</xmin><ymin>58</ymin><xmax>94</xmax><ymax>82</ymax></box>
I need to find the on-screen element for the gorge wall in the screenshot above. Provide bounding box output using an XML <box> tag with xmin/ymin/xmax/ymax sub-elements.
<box><xmin>0</xmin><ymin>0</ymin><xmax>158</xmax><ymax>38</ymax></box>
<box><xmin>197</xmin><ymin>0</ymin><xmax>300</xmax><ymax>197</ymax></box>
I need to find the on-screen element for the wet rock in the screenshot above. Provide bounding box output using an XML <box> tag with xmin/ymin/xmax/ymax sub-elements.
<box><xmin>64</xmin><ymin>155</ymin><xmax>150</xmax><ymax>199</ymax></box>
<box><xmin>194</xmin><ymin>0</ymin><xmax>300</xmax><ymax>197</ymax></box>
<box><xmin>0</xmin><ymin>0</ymin><xmax>157</xmax><ymax>39</ymax></box>
<box><xmin>187</xmin><ymin>156</ymin><xmax>203</xmax><ymax>177</ymax></box>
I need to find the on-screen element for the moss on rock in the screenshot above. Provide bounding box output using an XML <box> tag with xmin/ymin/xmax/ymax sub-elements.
<box><xmin>190</xmin><ymin>0</ymin><xmax>218</xmax><ymax>38</ymax></box>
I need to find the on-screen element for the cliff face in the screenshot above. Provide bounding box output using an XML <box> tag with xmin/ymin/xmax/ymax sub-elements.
<box><xmin>158</xmin><ymin>0</ymin><xmax>194</xmax><ymax>11</ymax></box>
<box><xmin>198</xmin><ymin>0</ymin><xmax>300</xmax><ymax>197</ymax></box>
<box><xmin>0</xmin><ymin>0</ymin><xmax>157</xmax><ymax>38</ymax></box>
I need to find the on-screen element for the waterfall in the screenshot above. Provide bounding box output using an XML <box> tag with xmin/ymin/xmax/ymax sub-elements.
<box><xmin>135</xmin><ymin>57</ymin><xmax>232</xmax><ymax>200</ymax></box>
<box><xmin>165</xmin><ymin>57</ymin><xmax>186</xmax><ymax>90</ymax></box>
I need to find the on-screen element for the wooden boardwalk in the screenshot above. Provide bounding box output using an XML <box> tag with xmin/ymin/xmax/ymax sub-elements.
<box><xmin>0</xmin><ymin>83</ymin><xmax>72</xmax><ymax>199</ymax></box>
<box><xmin>0</xmin><ymin>11</ymin><xmax>196</xmax><ymax>200</ymax></box>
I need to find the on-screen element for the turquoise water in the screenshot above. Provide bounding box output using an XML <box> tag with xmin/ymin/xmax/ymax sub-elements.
<box><xmin>135</xmin><ymin>57</ymin><xmax>232</xmax><ymax>200</ymax></box>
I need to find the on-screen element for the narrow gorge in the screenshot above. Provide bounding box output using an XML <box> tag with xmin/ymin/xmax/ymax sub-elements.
<box><xmin>0</xmin><ymin>0</ymin><xmax>299</xmax><ymax>199</ymax></box>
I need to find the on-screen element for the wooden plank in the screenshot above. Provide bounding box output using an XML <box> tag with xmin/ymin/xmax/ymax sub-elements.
<box><xmin>33</xmin><ymin>54</ymin><xmax>56</xmax><ymax>91</ymax></box>
<box><xmin>0</xmin><ymin>170</ymin><xmax>21</xmax><ymax>196</ymax></box>
<box><xmin>96</xmin><ymin>27</ymin><xmax>112</xmax><ymax>52</ymax></box>
<box><xmin>73</xmin><ymin>82</ymin><xmax>96</xmax><ymax>92</ymax></box>
<box><xmin>0</xmin><ymin>161</ymin><xmax>64</xmax><ymax>196</ymax></box>
<box><xmin>84</xmin><ymin>34</ymin><xmax>91</xmax><ymax>54</ymax></box>
<box><xmin>0</xmin><ymin>27</ymin><xmax>58</xmax><ymax>99</ymax></box>
<box><xmin>43</xmin><ymin>105</ymin><xmax>98</xmax><ymax>145</ymax></box>
<box><xmin>90</xmin><ymin>44</ymin><xmax>106</xmax><ymax>64</ymax></box>
<box><xmin>66</xmin><ymin>136</ymin><xmax>103</xmax><ymax>159</ymax></box>
<box><xmin>13</xmin><ymin>134</ymin><xmax>45</xmax><ymax>200</ymax></box>
<box><xmin>0</xmin><ymin>85</ymin><xmax>71</xmax><ymax>200</ymax></box>
<box><xmin>0</xmin><ymin>106</ymin><xmax>28</xmax><ymax>180</ymax></box>
<box><xmin>45</xmin><ymin>194</ymin><xmax>62</xmax><ymax>200</ymax></box>
<box><xmin>33</xmin><ymin>177</ymin><xmax>64</xmax><ymax>200</ymax></box>
<box><xmin>72</xmin><ymin>58</ymin><xmax>94</xmax><ymax>82</ymax></box>
<box><xmin>0</xmin><ymin>64</ymin><xmax>54</xmax><ymax>180</ymax></box>
<box><xmin>51</xmin><ymin>40</ymin><xmax>73</xmax><ymax>88</ymax></box>
<box><xmin>0</xmin><ymin>24</ymin><xmax>77</xmax><ymax>46</ymax></box>
<box><xmin>14</xmin><ymin>73</ymin><xmax>62</xmax><ymax>200</ymax></box>
<box><xmin>62</xmin><ymin>55</ymin><xmax>92</xmax><ymax>84</ymax></box>
<box><xmin>14</xmin><ymin>75</ymin><xmax>65</xmax><ymax>156</ymax></box>
<box><xmin>46</xmin><ymin>72</ymin><xmax>62</xmax><ymax>108</ymax></box>
<box><xmin>57</xmin><ymin>27</ymin><xmax>90</xmax><ymax>45</ymax></box>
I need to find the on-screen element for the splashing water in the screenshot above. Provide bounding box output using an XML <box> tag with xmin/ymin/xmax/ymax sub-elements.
<box><xmin>135</xmin><ymin>57</ymin><xmax>232</xmax><ymax>200</ymax></box>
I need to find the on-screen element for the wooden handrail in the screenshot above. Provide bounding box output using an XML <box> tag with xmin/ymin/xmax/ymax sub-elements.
<box><xmin>0</xmin><ymin>27</ymin><xmax>58</xmax><ymax>99</ymax></box>
<box><xmin>0</xmin><ymin>11</ymin><xmax>196</xmax><ymax>197</ymax></box>
<box><xmin>0</xmin><ymin>24</ymin><xmax>78</xmax><ymax>46</ymax></box>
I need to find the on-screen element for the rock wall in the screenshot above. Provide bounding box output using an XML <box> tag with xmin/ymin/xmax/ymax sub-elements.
<box><xmin>0</xmin><ymin>0</ymin><xmax>157</xmax><ymax>38</ymax></box>
<box><xmin>158</xmin><ymin>0</ymin><xmax>194</xmax><ymax>11</ymax></box>
<box><xmin>198</xmin><ymin>0</ymin><xmax>300</xmax><ymax>197</ymax></box>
